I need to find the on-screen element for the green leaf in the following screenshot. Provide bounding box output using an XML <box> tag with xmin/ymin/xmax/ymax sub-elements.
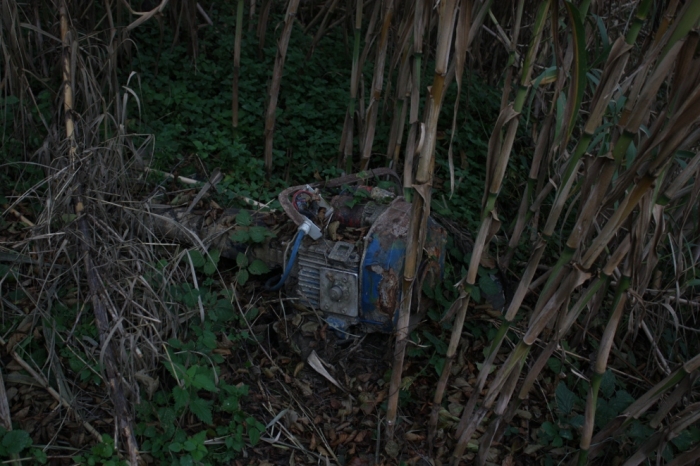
<box><xmin>190</xmin><ymin>398</ymin><xmax>213</xmax><ymax>424</ymax></box>
<box><xmin>193</xmin><ymin>374</ymin><xmax>218</xmax><ymax>392</ymax></box>
<box><xmin>2</xmin><ymin>430</ymin><xmax>32</xmax><ymax>454</ymax></box>
<box><xmin>199</xmin><ymin>330</ymin><xmax>217</xmax><ymax>350</ymax></box>
<box><xmin>230</xmin><ymin>229</ymin><xmax>250</xmax><ymax>243</ymax></box>
<box><xmin>208</xmin><ymin>249</ymin><xmax>220</xmax><ymax>265</ymax></box>
<box><xmin>237</xmin><ymin>268</ymin><xmax>249</xmax><ymax>285</ymax></box>
<box><xmin>236</xmin><ymin>253</ymin><xmax>249</xmax><ymax>268</ymax></box>
<box><xmin>203</xmin><ymin>250</ymin><xmax>220</xmax><ymax>275</ymax></box>
<box><xmin>608</xmin><ymin>390</ymin><xmax>635</xmax><ymax>414</ymax></box>
<box><xmin>569</xmin><ymin>414</ymin><xmax>585</xmax><ymax>428</ymax></box>
<box><xmin>249</xmin><ymin>226</ymin><xmax>270</xmax><ymax>243</ymax></box>
<box><xmin>187</xmin><ymin>250</ymin><xmax>206</xmax><ymax>268</ymax></box>
<box><xmin>246</xmin><ymin>307</ymin><xmax>260</xmax><ymax>320</ymax></box>
<box><xmin>183</xmin><ymin>440</ymin><xmax>196</xmax><ymax>452</ymax></box>
<box><xmin>479</xmin><ymin>274</ymin><xmax>500</xmax><ymax>296</ymax></box>
<box><xmin>471</xmin><ymin>286</ymin><xmax>481</xmax><ymax>303</ymax></box>
<box><xmin>236</xmin><ymin>210</ymin><xmax>252</xmax><ymax>226</ymax></box>
<box><xmin>556</xmin><ymin>382</ymin><xmax>576</xmax><ymax>415</ymax></box>
<box><xmin>249</xmin><ymin>426</ymin><xmax>262</xmax><ymax>446</ymax></box>
<box><xmin>547</xmin><ymin>358</ymin><xmax>562</xmax><ymax>374</ymax></box>
<box><xmin>422</xmin><ymin>330</ymin><xmax>448</xmax><ymax>355</ymax></box>
<box><xmin>173</xmin><ymin>385</ymin><xmax>189</xmax><ymax>412</ymax></box>
<box><xmin>540</xmin><ymin>421</ymin><xmax>557</xmax><ymax>437</ymax></box>
<box><xmin>600</xmin><ymin>369</ymin><xmax>616</xmax><ymax>399</ymax></box>
<box><xmin>248</xmin><ymin>259</ymin><xmax>270</xmax><ymax>275</ymax></box>
<box><xmin>169</xmin><ymin>442</ymin><xmax>183</xmax><ymax>453</ymax></box>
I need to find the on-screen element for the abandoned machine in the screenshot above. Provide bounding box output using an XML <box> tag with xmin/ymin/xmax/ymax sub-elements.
<box><xmin>156</xmin><ymin>168</ymin><xmax>468</xmax><ymax>334</ymax></box>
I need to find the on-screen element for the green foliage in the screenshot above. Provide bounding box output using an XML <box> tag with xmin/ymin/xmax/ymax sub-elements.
<box><xmin>0</xmin><ymin>427</ymin><xmax>47</xmax><ymax>463</ymax></box>
<box><xmin>125</xmin><ymin>12</ymin><xmax>352</xmax><ymax>205</ymax></box>
<box><xmin>136</xmin><ymin>315</ymin><xmax>261</xmax><ymax>464</ymax></box>
<box><xmin>74</xmin><ymin>435</ymin><xmax>124</xmax><ymax>466</ymax></box>
<box><xmin>228</xmin><ymin>213</ymin><xmax>274</xmax><ymax>285</ymax></box>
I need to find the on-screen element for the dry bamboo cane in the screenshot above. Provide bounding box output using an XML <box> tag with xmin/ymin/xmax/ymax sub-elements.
<box><xmin>340</xmin><ymin>0</ymin><xmax>363</xmax><ymax>171</ymax></box>
<box><xmin>263</xmin><ymin>0</ymin><xmax>300</xmax><ymax>173</ymax></box>
<box><xmin>60</xmin><ymin>4</ymin><xmax>139</xmax><ymax>463</ymax></box>
<box><xmin>470</xmin><ymin>1</ymin><xmax>656</xmax><ymax>422</ymax></box>
<box><xmin>232</xmin><ymin>0</ymin><xmax>244</xmax><ymax>135</ymax></box>
<box><xmin>429</xmin><ymin>0</ymin><xmax>522</xmax><ymax>445</ymax></box>
<box><xmin>448</xmin><ymin>1</ymin><xmax>550</xmax><ymax>459</ymax></box>
<box><xmin>385</xmin><ymin>0</ymin><xmax>457</xmax><ymax>443</ymax></box>
<box><xmin>359</xmin><ymin>0</ymin><xmax>395</xmax><ymax>171</ymax></box>
<box><xmin>402</xmin><ymin>0</ymin><xmax>428</xmax><ymax>189</ymax></box>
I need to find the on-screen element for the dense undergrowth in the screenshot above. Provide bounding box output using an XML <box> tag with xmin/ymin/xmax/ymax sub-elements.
<box><xmin>124</xmin><ymin>10</ymin><xmax>502</xmax><ymax>230</ymax></box>
<box><xmin>3</xmin><ymin>1</ymin><xmax>700</xmax><ymax>465</ymax></box>
<box><xmin>0</xmin><ymin>5</ymin><xmax>504</xmax><ymax>464</ymax></box>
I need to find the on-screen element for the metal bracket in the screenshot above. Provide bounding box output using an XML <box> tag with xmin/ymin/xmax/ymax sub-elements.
<box><xmin>327</xmin><ymin>241</ymin><xmax>355</xmax><ymax>264</ymax></box>
<box><xmin>319</xmin><ymin>268</ymin><xmax>358</xmax><ymax>317</ymax></box>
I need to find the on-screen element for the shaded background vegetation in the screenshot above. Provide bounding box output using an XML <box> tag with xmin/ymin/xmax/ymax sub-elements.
<box><xmin>2</xmin><ymin>0</ymin><xmax>700</xmax><ymax>465</ymax></box>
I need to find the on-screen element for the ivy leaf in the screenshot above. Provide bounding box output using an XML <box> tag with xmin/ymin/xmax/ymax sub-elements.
<box><xmin>187</xmin><ymin>250</ymin><xmax>206</xmax><ymax>268</ymax></box>
<box><xmin>193</xmin><ymin>374</ymin><xmax>218</xmax><ymax>392</ymax></box>
<box><xmin>248</xmin><ymin>259</ymin><xmax>270</xmax><ymax>275</ymax></box>
<box><xmin>237</xmin><ymin>269</ymin><xmax>249</xmax><ymax>285</ymax></box>
<box><xmin>230</xmin><ymin>229</ymin><xmax>250</xmax><ymax>243</ymax></box>
<box><xmin>173</xmin><ymin>386</ymin><xmax>189</xmax><ymax>412</ymax></box>
<box><xmin>556</xmin><ymin>382</ymin><xmax>576</xmax><ymax>415</ymax></box>
<box><xmin>236</xmin><ymin>210</ymin><xmax>252</xmax><ymax>226</ymax></box>
<box><xmin>236</xmin><ymin>253</ymin><xmax>249</xmax><ymax>268</ymax></box>
<box><xmin>190</xmin><ymin>398</ymin><xmax>213</xmax><ymax>425</ymax></box>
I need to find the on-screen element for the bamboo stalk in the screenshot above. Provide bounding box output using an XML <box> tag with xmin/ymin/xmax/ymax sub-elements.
<box><xmin>232</xmin><ymin>0</ymin><xmax>244</xmax><ymax>135</ymax></box>
<box><xmin>340</xmin><ymin>0</ymin><xmax>363</xmax><ymax>171</ymax></box>
<box><xmin>385</xmin><ymin>0</ymin><xmax>457</xmax><ymax>443</ymax></box>
<box><xmin>359</xmin><ymin>0</ymin><xmax>395</xmax><ymax>170</ymax></box>
<box><xmin>402</xmin><ymin>0</ymin><xmax>428</xmax><ymax>189</ymax></box>
<box><xmin>448</xmin><ymin>2</ymin><xmax>549</xmax><ymax>459</ymax></box>
<box><xmin>263</xmin><ymin>0</ymin><xmax>300</xmax><ymax>173</ymax></box>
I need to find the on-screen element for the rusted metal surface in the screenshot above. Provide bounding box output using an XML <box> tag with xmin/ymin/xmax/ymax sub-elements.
<box><xmin>359</xmin><ymin>198</ymin><xmax>447</xmax><ymax>331</ymax></box>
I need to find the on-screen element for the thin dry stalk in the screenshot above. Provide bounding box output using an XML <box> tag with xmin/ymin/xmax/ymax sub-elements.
<box><xmin>232</xmin><ymin>0</ymin><xmax>244</xmax><ymax>134</ymax></box>
<box><xmin>359</xmin><ymin>0</ymin><xmax>395</xmax><ymax>170</ymax></box>
<box><xmin>263</xmin><ymin>0</ymin><xmax>301</xmax><ymax>173</ymax></box>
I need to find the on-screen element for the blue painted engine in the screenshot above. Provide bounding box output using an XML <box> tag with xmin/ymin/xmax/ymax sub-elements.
<box><xmin>273</xmin><ymin>170</ymin><xmax>447</xmax><ymax>334</ymax></box>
